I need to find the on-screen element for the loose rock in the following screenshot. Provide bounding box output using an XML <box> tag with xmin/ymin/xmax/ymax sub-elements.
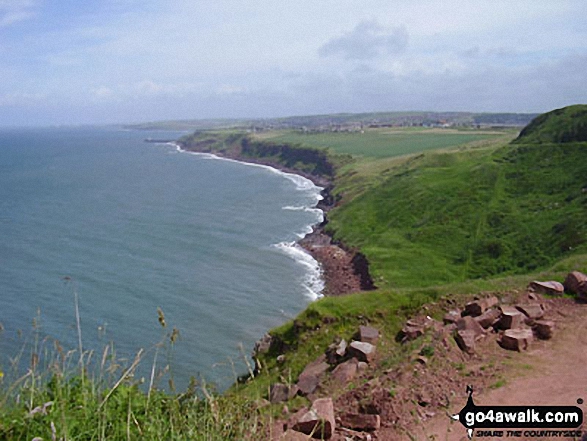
<box><xmin>456</xmin><ymin>316</ymin><xmax>485</xmax><ymax>339</ymax></box>
<box><xmin>291</xmin><ymin>398</ymin><xmax>335</xmax><ymax>439</ymax></box>
<box><xmin>474</xmin><ymin>308</ymin><xmax>502</xmax><ymax>329</ymax></box>
<box><xmin>280</xmin><ymin>429</ymin><xmax>310</xmax><ymax>440</ymax></box>
<box><xmin>270</xmin><ymin>383</ymin><xmax>291</xmax><ymax>404</ymax></box>
<box><xmin>529</xmin><ymin>281</ymin><xmax>564</xmax><ymax>296</ymax></box>
<box><xmin>358</xmin><ymin>326</ymin><xmax>380</xmax><ymax>344</ymax></box>
<box><xmin>464</xmin><ymin>296</ymin><xmax>499</xmax><ymax>317</ymax></box>
<box><xmin>516</xmin><ymin>304</ymin><xmax>544</xmax><ymax>320</ymax></box>
<box><xmin>500</xmin><ymin>328</ymin><xmax>534</xmax><ymax>351</ymax></box>
<box><xmin>564</xmin><ymin>271</ymin><xmax>587</xmax><ymax>296</ymax></box>
<box><xmin>454</xmin><ymin>329</ymin><xmax>476</xmax><ymax>354</ymax></box>
<box><xmin>348</xmin><ymin>341</ymin><xmax>377</xmax><ymax>363</ymax></box>
<box><xmin>331</xmin><ymin>358</ymin><xmax>358</xmax><ymax>384</ymax></box>
<box><xmin>339</xmin><ymin>413</ymin><xmax>381</xmax><ymax>431</ymax></box>
<box><xmin>533</xmin><ymin>320</ymin><xmax>555</xmax><ymax>340</ymax></box>
<box><xmin>497</xmin><ymin>306</ymin><xmax>524</xmax><ymax>330</ymax></box>
<box><xmin>300</xmin><ymin>355</ymin><xmax>330</xmax><ymax>379</ymax></box>
<box><xmin>443</xmin><ymin>310</ymin><xmax>461</xmax><ymax>325</ymax></box>
<box><xmin>296</xmin><ymin>375</ymin><xmax>319</xmax><ymax>397</ymax></box>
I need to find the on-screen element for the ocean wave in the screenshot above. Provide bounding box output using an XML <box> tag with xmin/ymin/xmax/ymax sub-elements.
<box><xmin>272</xmin><ymin>241</ymin><xmax>324</xmax><ymax>300</ymax></box>
<box><xmin>282</xmin><ymin>206</ymin><xmax>324</xmax><ymax>223</ymax></box>
<box><xmin>171</xmin><ymin>144</ymin><xmax>323</xmax><ymax>193</ymax></box>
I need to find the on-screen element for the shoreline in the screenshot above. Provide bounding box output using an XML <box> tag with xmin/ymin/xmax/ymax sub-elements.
<box><xmin>171</xmin><ymin>140</ymin><xmax>375</xmax><ymax>297</ymax></box>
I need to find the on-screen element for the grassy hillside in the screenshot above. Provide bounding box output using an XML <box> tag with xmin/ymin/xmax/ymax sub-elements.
<box><xmin>327</xmin><ymin>139</ymin><xmax>587</xmax><ymax>288</ymax></box>
<box><xmin>514</xmin><ymin>104</ymin><xmax>587</xmax><ymax>144</ymax></box>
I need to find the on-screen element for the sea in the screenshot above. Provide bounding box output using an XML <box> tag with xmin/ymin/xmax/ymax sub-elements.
<box><xmin>0</xmin><ymin>127</ymin><xmax>324</xmax><ymax>391</ymax></box>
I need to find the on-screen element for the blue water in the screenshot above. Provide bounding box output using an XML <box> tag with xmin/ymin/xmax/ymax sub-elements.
<box><xmin>0</xmin><ymin>127</ymin><xmax>323</xmax><ymax>390</ymax></box>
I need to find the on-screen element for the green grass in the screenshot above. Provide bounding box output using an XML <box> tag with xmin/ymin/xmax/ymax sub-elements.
<box><xmin>257</xmin><ymin>128</ymin><xmax>510</xmax><ymax>159</ymax></box>
<box><xmin>326</xmin><ymin>140</ymin><xmax>587</xmax><ymax>289</ymax></box>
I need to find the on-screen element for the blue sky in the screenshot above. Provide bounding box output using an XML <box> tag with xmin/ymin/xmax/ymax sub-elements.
<box><xmin>0</xmin><ymin>0</ymin><xmax>586</xmax><ymax>126</ymax></box>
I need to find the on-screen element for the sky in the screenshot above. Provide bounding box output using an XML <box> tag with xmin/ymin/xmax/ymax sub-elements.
<box><xmin>0</xmin><ymin>0</ymin><xmax>586</xmax><ymax>126</ymax></box>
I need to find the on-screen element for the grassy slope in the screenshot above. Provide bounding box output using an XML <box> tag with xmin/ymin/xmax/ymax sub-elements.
<box><xmin>326</xmin><ymin>140</ymin><xmax>587</xmax><ymax>289</ymax></box>
<box><xmin>514</xmin><ymin>104</ymin><xmax>587</xmax><ymax>144</ymax></box>
<box><xmin>3</xmin><ymin>110</ymin><xmax>587</xmax><ymax>439</ymax></box>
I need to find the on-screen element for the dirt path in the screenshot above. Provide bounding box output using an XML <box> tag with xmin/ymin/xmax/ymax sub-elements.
<box><xmin>409</xmin><ymin>303</ymin><xmax>587</xmax><ymax>441</ymax></box>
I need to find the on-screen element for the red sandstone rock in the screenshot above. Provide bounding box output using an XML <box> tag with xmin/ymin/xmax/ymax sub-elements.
<box><xmin>331</xmin><ymin>358</ymin><xmax>358</xmax><ymax>384</ymax></box>
<box><xmin>443</xmin><ymin>310</ymin><xmax>461</xmax><ymax>324</ymax></box>
<box><xmin>270</xmin><ymin>383</ymin><xmax>291</xmax><ymax>404</ymax></box>
<box><xmin>359</xmin><ymin>325</ymin><xmax>380</xmax><ymax>344</ymax></box>
<box><xmin>529</xmin><ymin>281</ymin><xmax>564</xmax><ymax>296</ymax></box>
<box><xmin>474</xmin><ymin>308</ymin><xmax>502</xmax><ymax>329</ymax></box>
<box><xmin>454</xmin><ymin>329</ymin><xmax>476</xmax><ymax>354</ymax></box>
<box><xmin>300</xmin><ymin>355</ymin><xmax>330</xmax><ymax>378</ymax></box>
<box><xmin>456</xmin><ymin>316</ymin><xmax>485</xmax><ymax>339</ymax></box>
<box><xmin>516</xmin><ymin>304</ymin><xmax>544</xmax><ymax>320</ymax></box>
<box><xmin>564</xmin><ymin>271</ymin><xmax>587</xmax><ymax>295</ymax></box>
<box><xmin>348</xmin><ymin>341</ymin><xmax>376</xmax><ymax>363</ymax></box>
<box><xmin>500</xmin><ymin>328</ymin><xmax>533</xmax><ymax>351</ymax></box>
<box><xmin>533</xmin><ymin>320</ymin><xmax>555</xmax><ymax>339</ymax></box>
<box><xmin>339</xmin><ymin>413</ymin><xmax>381</xmax><ymax>431</ymax></box>
<box><xmin>280</xmin><ymin>429</ymin><xmax>310</xmax><ymax>440</ymax></box>
<box><xmin>497</xmin><ymin>306</ymin><xmax>525</xmax><ymax>330</ymax></box>
<box><xmin>292</xmin><ymin>398</ymin><xmax>335</xmax><ymax>439</ymax></box>
<box><xmin>464</xmin><ymin>296</ymin><xmax>499</xmax><ymax>317</ymax></box>
<box><xmin>296</xmin><ymin>375</ymin><xmax>319</xmax><ymax>397</ymax></box>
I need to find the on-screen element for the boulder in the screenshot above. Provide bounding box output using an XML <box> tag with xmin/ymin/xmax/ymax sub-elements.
<box><xmin>564</xmin><ymin>271</ymin><xmax>587</xmax><ymax>295</ymax></box>
<box><xmin>456</xmin><ymin>316</ymin><xmax>485</xmax><ymax>339</ymax></box>
<box><xmin>358</xmin><ymin>325</ymin><xmax>380</xmax><ymax>344</ymax></box>
<box><xmin>270</xmin><ymin>383</ymin><xmax>291</xmax><ymax>404</ymax></box>
<box><xmin>464</xmin><ymin>296</ymin><xmax>499</xmax><ymax>317</ymax></box>
<box><xmin>443</xmin><ymin>310</ymin><xmax>461</xmax><ymax>325</ymax></box>
<box><xmin>331</xmin><ymin>358</ymin><xmax>358</xmax><ymax>384</ymax></box>
<box><xmin>474</xmin><ymin>308</ymin><xmax>502</xmax><ymax>329</ymax></box>
<box><xmin>300</xmin><ymin>355</ymin><xmax>330</xmax><ymax>379</ymax></box>
<box><xmin>348</xmin><ymin>341</ymin><xmax>376</xmax><ymax>363</ymax></box>
<box><xmin>400</xmin><ymin>324</ymin><xmax>424</xmax><ymax>341</ymax></box>
<box><xmin>500</xmin><ymin>328</ymin><xmax>533</xmax><ymax>351</ymax></box>
<box><xmin>516</xmin><ymin>304</ymin><xmax>544</xmax><ymax>320</ymax></box>
<box><xmin>454</xmin><ymin>329</ymin><xmax>476</xmax><ymax>354</ymax></box>
<box><xmin>296</xmin><ymin>375</ymin><xmax>319</xmax><ymax>397</ymax></box>
<box><xmin>528</xmin><ymin>281</ymin><xmax>564</xmax><ymax>296</ymax></box>
<box><xmin>280</xmin><ymin>430</ymin><xmax>310</xmax><ymax>440</ymax></box>
<box><xmin>533</xmin><ymin>320</ymin><xmax>555</xmax><ymax>340</ymax></box>
<box><xmin>339</xmin><ymin>413</ymin><xmax>381</xmax><ymax>431</ymax></box>
<box><xmin>292</xmin><ymin>398</ymin><xmax>335</xmax><ymax>439</ymax></box>
<box><xmin>497</xmin><ymin>306</ymin><xmax>524</xmax><ymax>330</ymax></box>
<box><xmin>326</xmin><ymin>339</ymin><xmax>347</xmax><ymax>364</ymax></box>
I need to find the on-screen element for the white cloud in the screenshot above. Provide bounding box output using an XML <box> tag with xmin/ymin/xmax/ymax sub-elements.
<box><xmin>319</xmin><ymin>20</ymin><xmax>409</xmax><ymax>60</ymax></box>
<box><xmin>0</xmin><ymin>0</ymin><xmax>38</xmax><ymax>28</ymax></box>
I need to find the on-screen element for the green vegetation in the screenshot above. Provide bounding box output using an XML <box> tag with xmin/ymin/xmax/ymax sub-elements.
<box><xmin>327</xmin><ymin>135</ymin><xmax>587</xmax><ymax>288</ymax></box>
<box><xmin>514</xmin><ymin>105</ymin><xmax>587</xmax><ymax>144</ymax></box>
<box><xmin>179</xmin><ymin>131</ymin><xmax>338</xmax><ymax>179</ymax></box>
<box><xmin>2</xmin><ymin>106</ymin><xmax>587</xmax><ymax>438</ymax></box>
<box><xmin>257</xmin><ymin>128</ymin><xmax>508</xmax><ymax>159</ymax></box>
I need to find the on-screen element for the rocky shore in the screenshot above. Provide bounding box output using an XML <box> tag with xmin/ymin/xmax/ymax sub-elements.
<box><xmin>176</xmin><ymin>139</ymin><xmax>375</xmax><ymax>297</ymax></box>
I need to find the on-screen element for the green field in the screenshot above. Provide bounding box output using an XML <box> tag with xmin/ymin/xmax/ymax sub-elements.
<box><xmin>256</xmin><ymin>128</ymin><xmax>510</xmax><ymax>159</ymax></box>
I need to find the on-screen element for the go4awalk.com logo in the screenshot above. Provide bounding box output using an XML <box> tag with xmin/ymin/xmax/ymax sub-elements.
<box><xmin>451</xmin><ymin>386</ymin><xmax>583</xmax><ymax>439</ymax></box>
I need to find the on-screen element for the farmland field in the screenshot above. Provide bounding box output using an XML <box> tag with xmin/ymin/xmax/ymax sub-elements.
<box><xmin>255</xmin><ymin>127</ymin><xmax>512</xmax><ymax>159</ymax></box>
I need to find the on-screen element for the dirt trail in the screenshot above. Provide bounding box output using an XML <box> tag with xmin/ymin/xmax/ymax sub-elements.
<box><xmin>408</xmin><ymin>303</ymin><xmax>587</xmax><ymax>441</ymax></box>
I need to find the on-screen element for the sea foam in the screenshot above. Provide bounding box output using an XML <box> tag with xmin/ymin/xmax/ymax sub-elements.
<box><xmin>272</xmin><ymin>241</ymin><xmax>324</xmax><ymax>300</ymax></box>
<box><xmin>172</xmin><ymin>142</ymin><xmax>325</xmax><ymax>300</ymax></box>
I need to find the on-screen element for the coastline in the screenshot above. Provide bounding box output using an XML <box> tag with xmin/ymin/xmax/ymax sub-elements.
<box><xmin>171</xmin><ymin>140</ymin><xmax>374</xmax><ymax>297</ymax></box>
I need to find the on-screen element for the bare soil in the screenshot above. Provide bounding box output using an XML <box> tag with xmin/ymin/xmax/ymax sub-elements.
<box><xmin>403</xmin><ymin>300</ymin><xmax>587</xmax><ymax>441</ymax></box>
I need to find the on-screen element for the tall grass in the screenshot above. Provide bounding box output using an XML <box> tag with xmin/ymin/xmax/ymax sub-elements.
<box><xmin>0</xmin><ymin>281</ymin><xmax>267</xmax><ymax>440</ymax></box>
